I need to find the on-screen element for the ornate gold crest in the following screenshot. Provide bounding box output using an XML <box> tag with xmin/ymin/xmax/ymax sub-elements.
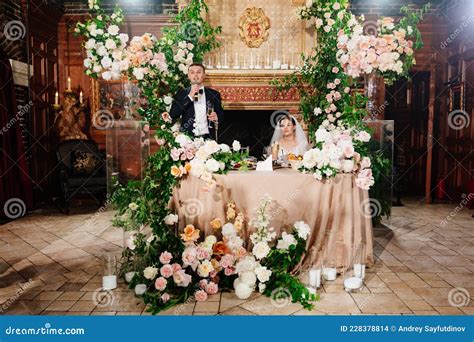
<box><xmin>238</xmin><ymin>7</ymin><xmax>271</xmax><ymax>48</ymax></box>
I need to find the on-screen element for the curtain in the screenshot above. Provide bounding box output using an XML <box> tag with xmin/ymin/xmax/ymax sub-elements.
<box><xmin>0</xmin><ymin>47</ymin><xmax>32</xmax><ymax>220</ymax></box>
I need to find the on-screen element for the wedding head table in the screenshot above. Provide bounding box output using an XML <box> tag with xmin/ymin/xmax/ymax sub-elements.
<box><xmin>171</xmin><ymin>168</ymin><xmax>374</xmax><ymax>271</ymax></box>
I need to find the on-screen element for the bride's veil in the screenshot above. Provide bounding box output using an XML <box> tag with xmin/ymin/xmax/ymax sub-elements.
<box><xmin>269</xmin><ymin>113</ymin><xmax>309</xmax><ymax>155</ymax></box>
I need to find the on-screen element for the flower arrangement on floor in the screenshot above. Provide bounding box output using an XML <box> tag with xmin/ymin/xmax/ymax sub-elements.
<box><xmin>123</xmin><ymin>196</ymin><xmax>316</xmax><ymax>314</ymax></box>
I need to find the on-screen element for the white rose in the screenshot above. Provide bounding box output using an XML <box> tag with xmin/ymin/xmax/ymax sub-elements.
<box><xmin>143</xmin><ymin>266</ymin><xmax>158</xmax><ymax>280</ymax></box>
<box><xmin>234</xmin><ymin>278</ymin><xmax>253</xmax><ymax>299</ymax></box>
<box><xmin>240</xmin><ymin>271</ymin><xmax>257</xmax><ymax>285</ymax></box>
<box><xmin>219</xmin><ymin>144</ymin><xmax>231</xmax><ymax>153</ymax></box>
<box><xmin>107</xmin><ymin>24</ymin><xmax>120</xmax><ymax>36</ymax></box>
<box><xmin>133</xmin><ymin>67</ymin><xmax>145</xmax><ymax>80</ymax></box>
<box><xmin>314</xmin><ymin>107</ymin><xmax>322</xmax><ymax>115</ymax></box>
<box><xmin>96</xmin><ymin>45</ymin><xmax>107</xmax><ymax>56</ymax></box>
<box><xmin>164</xmin><ymin>213</ymin><xmax>178</xmax><ymax>225</ymax></box>
<box><xmin>101</xmin><ymin>56</ymin><xmax>112</xmax><ymax>68</ymax></box>
<box><xmin>232</xmin><ymin>140</ymin><xmax>241</xmax><ymax>152</ymax></box>
<box><xmin>254</xmin><ymin>266</ymin><xmax>272</xmax><ymax>283</ymax></box>
<box><xmin>221</xmin><ymin>223</ymin><xmax>236</xmax><ymax>237</ymax></box>
<box><xmin>105</xmin><ymin>39</ymin><xmax>116</xmax><ymax>50</ymax></box>
<box><xmin>252</xmin><ymin>241</ymin><xmax>270</xmax><ymax>260</ymax></box>
<box><xmin>128</xmin><ymin>202</ymin><xmax>138</xmax><ymax>211</ymax></box>
<box><xmin>276</xmin><ymin>232</ymin><xmax>297</xmax><ymax>250</ymax></box>
<box><xmin>119</xmin><ymin>33</ymin><xmax>129</xmax><ymax>44</ymax></box>
<box><xmin>293</xmin><ymin>221</ymin><xmax>310</xmax><ymax>240</ymax></box>
<box><xmin>205</xmin><ymin>158</ymin><xmax>220</xmax><ymax>173</ymax></box>
<box><xmin>163</xmin><ymin>95</ymin><xmax>173</xmax><ymax>105</ymax></box>
<box><xmin>85</xmin><ymin>38</ymin><xmax>96</xmax><ymax>49</ymax></box>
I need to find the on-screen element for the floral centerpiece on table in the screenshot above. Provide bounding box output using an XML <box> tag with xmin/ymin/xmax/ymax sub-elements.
<box><xmin>169</xmin><ymin>133</ymin><xmax>250</xmax><ymax>184</ymax></box>
<box><xmin>300</xmin><ymin>126</ymin><xmax>374</xmax><ymax>190</ymax></box>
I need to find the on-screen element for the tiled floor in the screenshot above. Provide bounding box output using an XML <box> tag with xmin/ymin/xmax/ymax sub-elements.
<box><xmin>1</xmin><ymin>199</ymin><xmax>473</xmax><ymax>315</ymax></box>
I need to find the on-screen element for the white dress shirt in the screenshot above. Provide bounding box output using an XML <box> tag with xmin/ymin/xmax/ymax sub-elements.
<box><xmin>188</xmin><ymin>86</ymin><xmax>209</xmax><ymax>136</ymax></box>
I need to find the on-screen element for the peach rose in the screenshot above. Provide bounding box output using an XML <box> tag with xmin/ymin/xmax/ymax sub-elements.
<box><xmin>210</xmin><ymin>218</ymin><xmax>222</xmax><ymax>230</ymax></box>
<box><xmin>171</xmin><ymin>165</ymin><xmax>182</xmax><ymax>178</ymax></box>
<box><xmin>180</xmin><ymin>224</ymin><xmax>200</xmax><ymax>242</ymax></box>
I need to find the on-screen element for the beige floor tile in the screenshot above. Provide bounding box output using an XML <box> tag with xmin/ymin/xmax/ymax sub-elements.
<box><xmin>352</xmin><ymin>293</ymin><xmax>412</xmax><ymax>314</ymax></box>
<box><xmin>44</xmin><ymin>300</ymin><xmax>76</xmax><ymax>311</ymax></box>
<box><xmin>240</xmin><ymin>294</ymin><xmax>302</xmax><ymax>315</ymax></box>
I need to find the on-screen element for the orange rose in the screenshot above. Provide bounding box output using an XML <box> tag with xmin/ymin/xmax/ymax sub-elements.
<box><xmin>212</xmin><ymin>241</ymin><xmax>229</xmax><ymax>255</ymax></box>
<box><xmin>180</xmin><ymin>224</ymin><xmax>200</xmax><ymax>242</ymax></box>
<box><xmin>210</xmin><ymin>258</ymin><xmax>222</xmax><ymax>272</ymax></box>
<box><xmin>184</xmin><ymin>163</ymin><xmax>191</xmax><ymax>173</ymax></box>
<box><xmin>171</xmin><ymin>165</ymin><xmax>182</xmax><ymax>178</ymax></box>
<box><xmin>210</xmin><ymin>218</ymin><xmax>222</xmax><ymax>230</ymax></box>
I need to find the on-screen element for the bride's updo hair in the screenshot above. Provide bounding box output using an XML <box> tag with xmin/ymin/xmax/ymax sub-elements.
<box><xmin>278</xmin><ymin>114</ymin><xmax>296</xmax><ymax>127</ymax></box>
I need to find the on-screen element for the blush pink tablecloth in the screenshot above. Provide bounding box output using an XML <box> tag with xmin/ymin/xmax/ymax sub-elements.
<box><xmin>171</xmin><ymin>168</ymin><xmax>374</xmax><ymax>270</ymax></box>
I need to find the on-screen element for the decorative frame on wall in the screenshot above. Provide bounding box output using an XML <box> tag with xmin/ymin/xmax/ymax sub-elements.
<box><xmin>91</xmin><ymin>78</ymin><xmax>142</xmax><ymax>121</ymax></box>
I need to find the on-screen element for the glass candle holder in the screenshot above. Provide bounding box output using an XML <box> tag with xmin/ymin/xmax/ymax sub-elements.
<box><xmin>102</xmin><ymin>253</ymin><xmax>118</xmax><ymax>290</ymax></box>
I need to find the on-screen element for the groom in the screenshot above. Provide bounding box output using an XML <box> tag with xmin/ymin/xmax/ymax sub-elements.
<box><xmin>170</xmin><ymin>63</ymin><xmax>224</xmax><ymax>141</ymax></box>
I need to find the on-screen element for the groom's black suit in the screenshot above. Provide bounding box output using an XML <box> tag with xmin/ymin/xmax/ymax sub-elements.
<box><xmin>169</xmin><ymin>86</ymin><xmax>224</xmax><ymax>140</ymax></box>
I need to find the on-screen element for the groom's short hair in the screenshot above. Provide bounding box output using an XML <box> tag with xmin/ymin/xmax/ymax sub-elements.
<box><xmin>189</xmin><ymin>63</ymin><xmax>206</xmax><ymax>72</ymax></box>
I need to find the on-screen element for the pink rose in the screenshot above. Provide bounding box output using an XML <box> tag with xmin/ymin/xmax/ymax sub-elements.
<box><xmin>332</xmin><ymin>66</ymin><xmax>339</xmax><ymax>73</ymax></box>
<box><xmin>171</xmin><ymin>148</ymin><xmax>181</xmax><ymax>161</ymax></box>
<box><xmin>161</xmin><ymin>293</ymin><xmax>170</xmax><ymax>303</ymax></box>
<box><xmin>143</xmin><ymin>124</ymin><xmax>150</xmax><ymax>132</ymax></box>
<box><xmin>196</xmin><ymin>247</ymin><xmax>210</xmax><ymax>260</ymax></box>
<box><xmin>159</xmin><ymin>251</ymin><xmax>173</xmax><ymax>264</ymax></box>
<box><xmin>360</xmin><ymin>156</ymin><xmax>371</xmax><ymax>169</ymax></box>
<box><xmin>205</xmin><ymin>282</ymin><xmax>218</xmax><ymax>295</ymax></box>
<box><xmin>199</xmin><ymin>279</ymin><xmax>208</xmax><ymax>289</ymax></box>
<box><xmin>194</xmin><ymin>290</ymin><xmax>208</xmax><ymax>302</ymax></box>
<box><xmin>155</xmin><ymin>276</ymin><xmax>167</xmax><ymax>291</ymax></box>
<box><xmin>224</xmin><ymin>267</ymin><xmax>235</xmax><ymax>276</ymax></box>
<box><xmin>171</xmin><ymin>263</ymin><xmax>182</xmax><ymax>273</ymax></box>
<box><xmin>220</xmin><ymin>254</ymin><xmax>234</xmax><ymax>268</ymax></box>
<box><xmin>160</xmin><ymin>264</ymin><xmax>173</xmax><ymax>278</ymax></box>
<box><xmin>182</xmin><ymin>247</ymin><xmax>197</xmax><ymax>268</ymax></box>
<box><xmin>174</xmin><ymin>270</ymin><xmax>192</xmax><ymax>287</ymax></box>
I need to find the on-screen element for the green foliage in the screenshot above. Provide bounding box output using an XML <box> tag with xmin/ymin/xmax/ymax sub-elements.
<box><xmin>263</xmin><ymin>234</ymin><xmax>318</xmax><ymax>310</ymax></box>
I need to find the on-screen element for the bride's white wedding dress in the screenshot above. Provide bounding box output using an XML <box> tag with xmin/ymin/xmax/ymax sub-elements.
<box><xmin>269</xmin><ymin>115</ymin><xmax>309</xmax><ymax>156</ymax></box>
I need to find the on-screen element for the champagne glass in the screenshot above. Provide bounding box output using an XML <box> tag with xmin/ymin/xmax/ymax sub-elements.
<box><xmin>207</xmin><ymin>101</ymin><xmax>214</xmax><ymax>129</ymax></box>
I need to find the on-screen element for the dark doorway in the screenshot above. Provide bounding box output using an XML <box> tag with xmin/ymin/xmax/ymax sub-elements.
<box><xmin>218</xmin><ymin>110</ymin><xmax>277</xmax><ymax>159</ymax></box>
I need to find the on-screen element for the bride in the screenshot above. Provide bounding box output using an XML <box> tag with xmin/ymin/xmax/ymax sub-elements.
<box><xmin>269</xmin><ymin>113</ymin><xmax>309</xmax><ymax>157</ymax></box>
